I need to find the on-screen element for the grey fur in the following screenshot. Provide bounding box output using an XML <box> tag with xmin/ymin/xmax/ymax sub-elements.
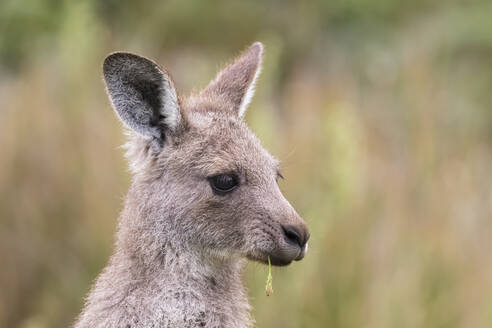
<box><xmin>75</xmin><ymin>42</ymin><xmax>309</xmax><ymax>328</ymax></box>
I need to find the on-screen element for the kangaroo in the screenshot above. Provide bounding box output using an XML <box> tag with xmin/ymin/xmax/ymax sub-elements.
<box><xmin>74</xmin><ymin>42</ymin><xmax>309</xmax><ymax>328</ymax></box>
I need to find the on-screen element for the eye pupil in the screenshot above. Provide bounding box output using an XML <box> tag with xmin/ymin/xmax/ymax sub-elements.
<box><xmin>209</xmin><ymin>174</ymin><xmax>239</xmax><ymax>194</ymax></box>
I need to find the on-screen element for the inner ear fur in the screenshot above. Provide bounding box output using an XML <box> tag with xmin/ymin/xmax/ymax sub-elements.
<box><xmin>103</xmin><ymin>52</ymin><xmax>182</xmax><ymax>142</ymax></box>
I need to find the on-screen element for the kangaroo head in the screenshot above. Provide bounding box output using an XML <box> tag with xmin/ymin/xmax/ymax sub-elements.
<box><xmin>103</xmin><ymin>42</ymin><xmax>309</xmax><ymax>266</ymax></box>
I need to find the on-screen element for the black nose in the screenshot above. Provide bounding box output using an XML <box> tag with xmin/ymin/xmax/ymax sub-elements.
<box><xmin>282</xmin><ymin>225</ymin><xmax>309</xmax><ymax>248</ymax></box>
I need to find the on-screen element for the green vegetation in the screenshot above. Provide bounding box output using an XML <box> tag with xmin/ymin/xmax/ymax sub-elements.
<box><xmin>1</xmin><ymin>1</ymin><xmax>492</xmax><ymax>327</ymax></box>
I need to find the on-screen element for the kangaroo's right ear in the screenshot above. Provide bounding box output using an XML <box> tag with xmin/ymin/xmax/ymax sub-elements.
<box><xmin>103</xmin><ymin>52</ymin><xmax>182</xmax><ymax>142</ymax></box>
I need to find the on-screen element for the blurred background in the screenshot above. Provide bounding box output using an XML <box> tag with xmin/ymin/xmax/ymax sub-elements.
<box><xmin>1</xmin><ymin>0</ymin><xmax>492</xmax><ymax>327</ymax></box>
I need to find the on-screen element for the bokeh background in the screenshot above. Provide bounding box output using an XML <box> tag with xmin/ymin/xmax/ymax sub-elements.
<box><xmin>2</xmin><ymin>1</ymin><xmax>492</xmax><ymax>327</ymax></box>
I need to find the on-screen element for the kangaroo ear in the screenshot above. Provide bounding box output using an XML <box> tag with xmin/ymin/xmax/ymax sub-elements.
<box><xmin>202</xmin><ymin>42</ymin><xmax>263</xmax><ymax>117</ymax></box>
<box><xmin>103</xmin><ymin>52</ymin><xmax>181</xmax><ymax>142</ymax></box>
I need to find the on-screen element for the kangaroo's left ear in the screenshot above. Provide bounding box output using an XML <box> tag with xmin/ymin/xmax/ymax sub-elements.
<box><xmin>202</xmin><ymin>42</ymin><xmax>263</xmax><ymax>117</ymax></box>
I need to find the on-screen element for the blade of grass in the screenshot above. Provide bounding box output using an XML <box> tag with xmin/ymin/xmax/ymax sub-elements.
<box><xmin>265</xmin><ymin>256</ymin><xmax>273</xmax><ymax>296</ymax></box>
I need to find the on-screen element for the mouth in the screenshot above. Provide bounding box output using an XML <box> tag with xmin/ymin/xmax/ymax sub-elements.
<box><xmin>248</xmin><ymin>243</ymin><xmax>308</xmax><ymax>267</ymax></box>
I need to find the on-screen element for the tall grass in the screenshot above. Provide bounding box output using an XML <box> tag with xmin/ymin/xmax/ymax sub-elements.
<box><xmin>1</xmin><ymin>1</ymin><xmax>492</xmax><ymax>327</ymax></box>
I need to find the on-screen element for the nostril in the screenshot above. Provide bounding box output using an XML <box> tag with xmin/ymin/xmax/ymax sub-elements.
<box><xmin>282</xmin><ymin>225</ymin><xmax>305</xmax><ymax>248</ymax></box>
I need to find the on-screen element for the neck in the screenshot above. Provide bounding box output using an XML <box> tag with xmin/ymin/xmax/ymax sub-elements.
<box><xmin>75</xmin><ymin>203</ymin><xmax>252</xmax><ymax>328</ymax></box>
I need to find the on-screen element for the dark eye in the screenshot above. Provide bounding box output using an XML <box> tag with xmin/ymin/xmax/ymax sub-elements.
<box><xmin>209</xmin><ymin>174</ymin><xmax>239</xmax><ymax>195</ymax></box>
